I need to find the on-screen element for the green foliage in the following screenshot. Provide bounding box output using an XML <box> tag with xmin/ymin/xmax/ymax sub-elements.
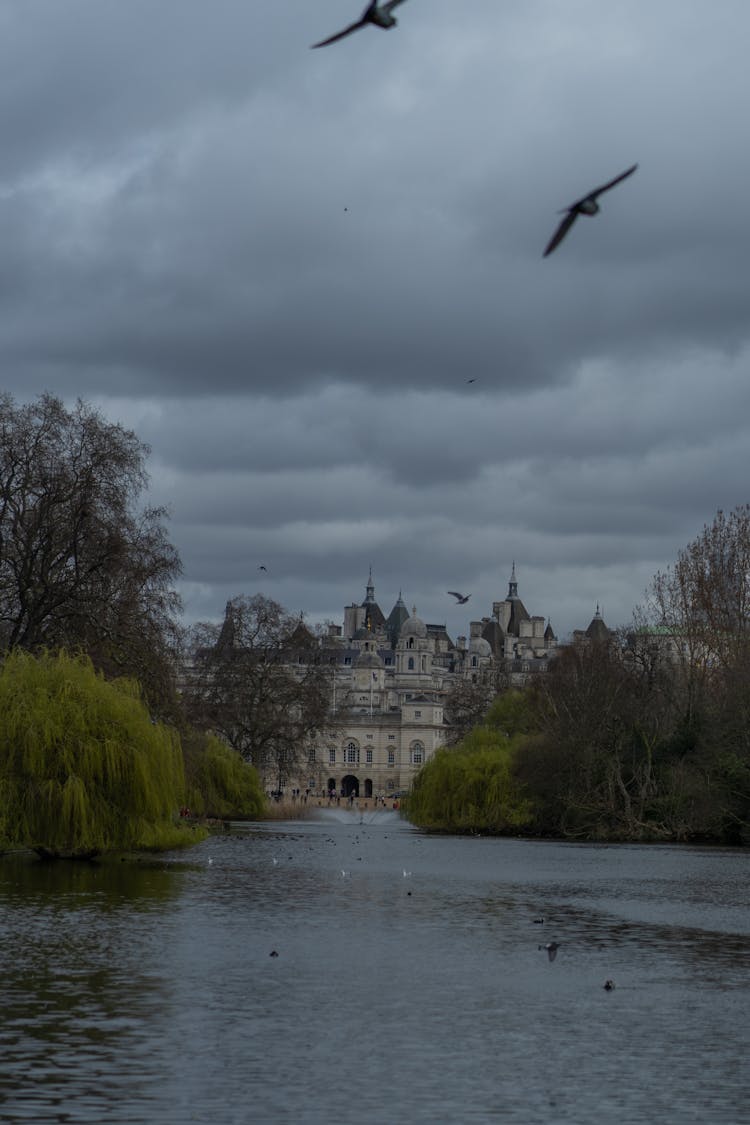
<box><xmin>406</xmin><ymin>726</ymin><xmax>533</xmax><ymax>833</ymax></box>
<box><xmin>182</xmin><ymin>730</ymin><xmax>265</xmax><ymax>819</ymax></box>
<box><xmin>484</xmin><ymin>690</ymin><xmax>537</xmax><ymax>737</ymax></box>
<box><xmin>0</xmin><ymin>649</ymin><xmax>202</xmax><ymax>856</ymax></box>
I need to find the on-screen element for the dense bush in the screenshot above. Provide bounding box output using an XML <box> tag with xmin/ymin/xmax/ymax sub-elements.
<box><xmin>0</xmin><ymin>650</ymin><xmax>203</xmax><ymax>857</ymax></box>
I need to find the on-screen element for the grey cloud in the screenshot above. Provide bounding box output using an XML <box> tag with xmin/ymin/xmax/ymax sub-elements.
<box><xmin>1</xmin><ymin>0</ymin><xmax>749</xmax><ymax>642</ymax></box>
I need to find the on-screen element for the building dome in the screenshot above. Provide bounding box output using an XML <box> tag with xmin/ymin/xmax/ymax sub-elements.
<box><xmin>400</xmin><ymin>606</ymin><xmax>427</xmax><ymax>639</ymax></box>
<box><xmin>469</xmin><ymin>635</ymin><xmax>492</xmax><ymax>658</ymax></box>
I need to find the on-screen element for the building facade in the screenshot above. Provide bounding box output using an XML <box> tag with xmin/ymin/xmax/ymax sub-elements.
<box><xmin>291</xmin><ymin>566</ymin><xmax>559</xmax><ymax>800</ymax></box>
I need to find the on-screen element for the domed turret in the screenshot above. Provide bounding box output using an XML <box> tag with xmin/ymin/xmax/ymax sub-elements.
<box><xmin>400</xmin><ymin>606</ymin><xmax>427</xmax><ymax>640</ymax></box>
<box><xmin>469</xmin><ymin>635</ymin><xmax>492</xmax><ymax>659</ymax></box>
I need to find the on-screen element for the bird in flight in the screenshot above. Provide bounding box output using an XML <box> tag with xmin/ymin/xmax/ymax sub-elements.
<box><xmin>258</xmin><ymin>565</ymin><xmax>267</xmax><ymax>571</ymax></box>
<box><xmin>311</xmin><ymin>0</ymin><xmax>407</xmax><ymax>48</ymax></box>
<box><xmin>448</xmin><ymin>591</ymin><xmax>471</xmax><ymax>604</ymax></box>
<box><xmin>539</xmin><ymin>941</ymin><xmax>561</xmax><ymax>962</ymax></box>
<box><xmin>543</xmin><ymin>163</ymin><xmax>638</xmax><ymax>257</ymax></box>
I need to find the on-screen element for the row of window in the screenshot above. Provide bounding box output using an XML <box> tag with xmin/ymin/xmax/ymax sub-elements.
<box><xmin>310</xmin><ymin>741</ymin><xmax>425</xmax><ymax>766</ymax></box>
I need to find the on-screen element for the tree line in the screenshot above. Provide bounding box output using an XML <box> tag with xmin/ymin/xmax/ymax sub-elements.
<box><xmin>407</xmin><ymin>507</ymin><xmax>750</xmax><ymax>845</ymax></box>
<box><xmin>0</xmin><ymin>394</ymin><xmax>266</xmax><ymax>857</ymax></box>
<box><xmin>5</xmin><ymin>391</ymin><xmax>749</xmax><ymax>852</ymax></box>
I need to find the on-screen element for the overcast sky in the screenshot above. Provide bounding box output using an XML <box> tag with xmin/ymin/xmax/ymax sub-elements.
<box><xmin>2</xmin><ymin>0</ymin><xmax>749</xmax><ymax>641</ymax></box>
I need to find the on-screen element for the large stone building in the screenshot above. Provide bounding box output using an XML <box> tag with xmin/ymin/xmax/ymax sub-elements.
<box><xmin>295</xmin><ymin>566</ymin><xmax>558</xmax><ymax>801</ymax></box>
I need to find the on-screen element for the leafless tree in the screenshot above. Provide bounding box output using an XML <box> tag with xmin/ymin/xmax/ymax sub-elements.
<box><xmin>0</xmin><ymin>393</ymin><xmax>182</xmax><ymax>711</ymax></box>
<box><xmin>183</xmin><ymin>594</ymin><xmax>336</xmax><ymax>792</ymax></box>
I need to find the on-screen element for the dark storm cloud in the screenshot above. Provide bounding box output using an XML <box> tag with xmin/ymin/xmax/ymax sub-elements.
<box><xmin>2</xmin><ymin>0</ymin><xmax>750</xmax><ymax>638</ymax></box>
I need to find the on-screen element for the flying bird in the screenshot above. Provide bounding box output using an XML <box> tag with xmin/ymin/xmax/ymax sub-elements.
<box><xmin>539</xmin><ymin>941</ymin><xmax>561</xmax><ymax>962</ymax></box>
<box><xmin>448</xmin><ymin>591</ymin><xmax>471</xmax><ymax>604</ymax></box>
<box><xmin>311</xmin><ymin>0</ymin><xmax>407</xmax><ymax>48</ymax></box>
<box><xmin>543</xmin><ymin>163</ymin><xmax>638</xmax><ymax>257</ymax></box>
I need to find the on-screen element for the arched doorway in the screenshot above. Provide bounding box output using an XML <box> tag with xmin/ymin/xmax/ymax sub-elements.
<box><xmin>364</xmin><ymin>779</ymin><xmax>373</xmax><ymax>798</ymax></box>
<box><xmin>342</xmin><ymin>774</ymin><xmax>359</xmax><ymax>798</ymax></box>
<box><xmin>326</xmin><ymin>777</ymin><xmax>336</xmax><ymax>798</ymax></box>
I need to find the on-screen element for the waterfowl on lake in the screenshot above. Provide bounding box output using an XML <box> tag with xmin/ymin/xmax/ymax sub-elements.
<box><xmin>539</xmin><ymin>941</ymin><xmax>560</xmax><ymax>961</ymax></box>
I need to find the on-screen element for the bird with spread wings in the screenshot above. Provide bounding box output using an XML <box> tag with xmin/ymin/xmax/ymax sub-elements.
<box><xmin>543</xmin><ymin>164</ymin><xmax>638</xmax><ymax>257</ymax></box>
<box><xmin>312</xmin><ymin>1</ymin><xmax>408</xmax><ymax>48</ymax></box>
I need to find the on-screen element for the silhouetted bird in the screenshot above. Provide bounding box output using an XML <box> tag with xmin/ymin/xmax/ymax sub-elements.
<box><xmin>258</xmin><ymin>564</ymin><xmax>267</xmax><ymax>571</ymax></box>
<box><xmin>603</xmin><ymin>979</ymin><xmax>615</xmax><ymax>991</ymax></box>
<box><xmin>447</xmin><ymin>591</ymin><xmax>471</xmax><ymax>604</ymax></box>
<box><xmin>312</xmin><ymin>0</ymin><xmax>407</xmax><ymax>48</ymax></box>
<box><xmin>269</xmin><ymin>950</ymin><xmax>279</xmax><ymax>957</ymax></box>
<box><xmin>539</xmin><ymin>941</ymin><xmax>560</xmax><ymax>961</ymax></box>
<box><xmin>543</xmin><ymin>163</ymin><xmax>638</xmax><ymax>257</ymax></box>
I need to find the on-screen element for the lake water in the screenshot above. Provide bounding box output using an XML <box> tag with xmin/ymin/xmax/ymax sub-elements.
<box><xmin>0</xmin><ymin>811</ymin><xmax>748</xmax><ymax>1124</ymax></box>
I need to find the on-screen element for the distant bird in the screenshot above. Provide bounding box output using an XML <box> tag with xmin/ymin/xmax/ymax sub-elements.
<box><xmin>258</xmin><ymin>564</ymin><xmax>267</xmax><ymax>571</ymax></box>
<box><xmin>311</xmin><ymin>0</ymin><xmax>407</xmax><ymax>48</ymax></box>
<box><xmin>403</xmin><ymin>868</ymin><xmax>412</xmax><ymax>878</ymax></box>
<box><xmin>533</xmin><ymin>917</ymin><xmax>544</xmax><ymax>925</ymax></box>
<box><xmin>539</xmin><ymin>941</ymin><xmax>560</xmax><ymax>962</ymax></box>
<box><xmin>447</xmin><ymin>591</ymin><xmax>471</xmax><ymax>604</ymax></box>
<box><xmin>269</xmin><ymin>950</ymin><xmax>279</xmax><ymax>958</ymax></box>
<box><xmin>543</xmin><ymin>163</ymin><xmax>638</xmax><ymax>257</ymax></box>
<box><xmin>466</xmin><ymin>378</ymin><xmax>476</xmax><ymax>384</ymax></box>
<box><xmin>603</xmin><ymin>979</ymin><xmax>616</xmax><ymax>991</ymax></box>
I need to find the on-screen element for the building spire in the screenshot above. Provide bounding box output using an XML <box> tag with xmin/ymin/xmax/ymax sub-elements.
<box><xmin>508</xmin><ymin>561</ymin><xmax>518</xmax><ymax>600</ymax></box>
<box><xmin>364</xmin><ymin>566</ymin><xmax>375</xmax><ymax>604</ymax></box>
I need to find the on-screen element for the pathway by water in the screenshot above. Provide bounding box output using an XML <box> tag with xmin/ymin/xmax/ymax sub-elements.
<box><xmin>1</xmin><ymin>814</ymin><xmax>748</xmax><ymax>1124</ymax></box>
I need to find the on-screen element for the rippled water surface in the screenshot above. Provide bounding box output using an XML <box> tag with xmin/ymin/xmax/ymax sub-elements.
<box><xmin>1</xmin><ymin>812</ymin><xmax>749</xmax><ymax>1124</ymax></box>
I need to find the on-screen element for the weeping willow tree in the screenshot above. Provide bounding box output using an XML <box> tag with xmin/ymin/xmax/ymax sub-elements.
<box><xmin>182</xmin><ymin>730</ymin><xmax>265</xmax><ymax>819</ymax></box>
<box><xmin>405</xmin><ymin>727</ymin><xmax>534</xmax><ymax>834</ymax></box>
<box><xmin>0</xmin><ymin>649</ymin><xmax>204</xmax><ymax>857</ymax></box>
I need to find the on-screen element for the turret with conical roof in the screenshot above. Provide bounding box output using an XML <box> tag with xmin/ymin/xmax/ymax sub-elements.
<box><xmin>386</xmin><ymin>591</ymin><xmax>410</xmax><ymax>647</ymax></box>
<box><xmin>496</xmin><ymin>562</ymin><xmax>531</xmax><ymax>637</ymax></box>
<box><xmin>585</xmin><ymin>604</ymin><xmax>611</xmax><ymax>643</ymax></box>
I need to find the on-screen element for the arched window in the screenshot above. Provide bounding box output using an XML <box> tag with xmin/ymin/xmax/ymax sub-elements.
<box><xmin>408</xmin><ymin>657</ymin><xmax>415</xmax><ymax>670</ymax></box>
<box><xmin>411</xmin><ymin>742</ymin><xmax>424</xmax><ymax>765</ymax></box>
<box><xmin>346</xmin><ymin>741</ymin><xmax>360</xmax><ymax>765</ymax></box>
